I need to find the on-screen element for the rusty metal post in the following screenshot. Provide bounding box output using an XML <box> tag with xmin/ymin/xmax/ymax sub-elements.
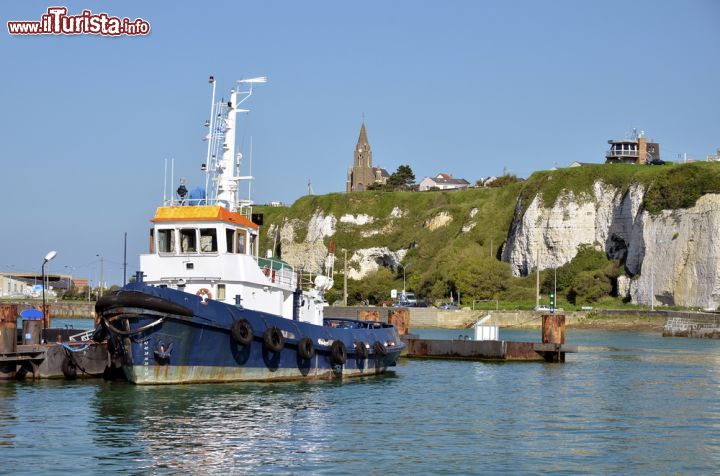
<box><xmin>0</xmin><ymin>304</ymin><xmax>18</xmax><ymax>379</ymax></box>
<box><xmin>542</xmin><ymin>314</ymin><xmax>566</xmax><ymax>362</ymax></box>
<box><xmin>41</xmin><ymin>304</ymin><xmax>51</xmax><ymax>330</ymax></box>
<box><xmin>542</xmin><ymin>314</ymin><xmax>565</xmax><ymax>344</ymax></box>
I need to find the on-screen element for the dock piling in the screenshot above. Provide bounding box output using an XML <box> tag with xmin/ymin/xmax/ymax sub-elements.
<box><xmin>0</xmin><ymin>304</ymin><xmax>19</xmax><ymax>379</ymax></box>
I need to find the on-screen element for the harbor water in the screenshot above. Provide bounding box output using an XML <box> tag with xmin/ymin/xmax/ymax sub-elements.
<box><xmin>2</xmin><ymin>327</ymin><xmax>720</xmax><ymax>474</ymax></box>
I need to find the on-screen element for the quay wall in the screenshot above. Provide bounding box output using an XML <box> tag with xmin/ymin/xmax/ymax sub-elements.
<box><xmin>3</xmin><ymin>301</ymin><xmax>95</xmax><ymax>318</ymax></box>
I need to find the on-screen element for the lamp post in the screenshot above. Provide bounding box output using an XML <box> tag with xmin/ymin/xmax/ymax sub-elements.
<box><xmin>341</xmin><ymin>248</ymin><xmax>348</xmax><ymax>306</ymax></box>
<box><xmin>3</xmin><ymin>265</ymin><xmax>15</xmax><ymax>297</ymax></box>
<box><xmin>64</xmin><ymin>265</ymin><xmax>75</xmax><ymax>293</ymax></box>
<box><xmin>96</xmin><ymin>254</ymin><xmax>104</xmax><ymax>299</ymax></box>
<box><xmin>398</xmin><ymin>262</ymin><xmax>411</xmax><ymax>297</ymax></box>
<box><xmin>42</xmin><ymin>250</ymin><xmax>57</xmax><ymax>325</ymax></box>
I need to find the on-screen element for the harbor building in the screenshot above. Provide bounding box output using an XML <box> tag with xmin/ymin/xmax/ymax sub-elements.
<box><xmin>605</xmin><ymin>130</ymin><xmax>660</xmax><ymax>164</ymax></box>
<box><xmin>346</xmin><ymin>121</ymin><xmax>389</xmax><ymax>192</ymax></box>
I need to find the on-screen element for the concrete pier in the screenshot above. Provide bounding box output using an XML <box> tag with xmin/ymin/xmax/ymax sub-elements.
<box><xmin>404</xmin><ymin>313</ymin><xmax>576</xmax><ymax>362</ymax></box>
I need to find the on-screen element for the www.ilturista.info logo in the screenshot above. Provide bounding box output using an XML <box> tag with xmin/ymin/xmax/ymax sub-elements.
<box><xmin>7</xmin><ymin>7</ymin><xmax>150</xmax><ymax>36</ymax></box>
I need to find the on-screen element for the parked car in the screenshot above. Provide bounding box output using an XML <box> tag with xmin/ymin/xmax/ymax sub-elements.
<box><xmin>533</xmin><ymin>305</ymin><xmax>550</xmax><ymax>312</ymax></box>
<box><xmin>401</xmin><ymin>292</ymin><xmax>417</xmax><ymax>306</ymax></box>
<box><xmin>439</xmin><ymin>302</ymin><xmax>459</xmax><ymax>310</ymax></box>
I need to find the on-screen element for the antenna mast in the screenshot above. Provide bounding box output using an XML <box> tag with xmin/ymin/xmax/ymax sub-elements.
<box><xmin>203</xmin><ymin>76</ymin><xmax>266</xmax><ymax>214</ymax></box>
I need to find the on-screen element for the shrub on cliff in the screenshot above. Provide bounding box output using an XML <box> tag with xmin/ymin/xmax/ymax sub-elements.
<box><xmin>542</xmin><ymin>244</ymin><xmax>620</xmax><ymax>304</ymax></box>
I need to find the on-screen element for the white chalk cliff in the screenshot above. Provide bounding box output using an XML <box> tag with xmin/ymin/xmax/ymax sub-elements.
<box><xmin>502</xmin><ymin>181</ymin><xmax>720</xmax><ymax>309</ymax></box>
<box><xmin>277</xmin><ymin>209</ymin><xmax>409</xmax><ymax>279</ymax></box>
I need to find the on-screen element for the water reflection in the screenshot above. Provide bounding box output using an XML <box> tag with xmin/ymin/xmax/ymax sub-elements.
<box><xmin>3</xmin><ymin>331</ymin><xmax>720</xmax><ymax>473</ymax></box>
<box><xmin>89</xmin><ymin>377</ymin><xmax>401</xmax><ymax>473</ymax></box>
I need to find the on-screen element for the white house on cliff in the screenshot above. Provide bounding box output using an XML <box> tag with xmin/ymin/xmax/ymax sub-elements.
<box><xmin>418</xmin><ymin>173</ymin><xmax>470</xmax><ymax>191</ymax></box>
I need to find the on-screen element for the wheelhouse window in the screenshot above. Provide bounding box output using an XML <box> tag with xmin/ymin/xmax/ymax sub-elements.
<box><xmin>217</xmin><ymin>284</ymin><xmax>226</xmax><ymax>300</ymax></box>
<box><xmin>236</xmin><ymin>229</ymin><xmax>247</xmax><ymax>254</ymax></box>
<box><xmin>180</xmin><ymin>229</ymin><xmax>197</xmax><ymax>253</ymax></box>
<box><xmin>226</xmin><ymin>229</ymin><xmax>235</xmax><ymax>253</ymax></box>
<box><xmin>249</xmin><ymin>233</ymin><xmax>257</xmax><ymax>256</ymax></box>
<box><xmin>200</xmin><ymin>228</ymin><xmax>218</xmax><ymax>253</ymax></box>
<box><xmin>158</xmin><ymin>229</ymin><xmax>175</xmax><ymax>253</ymax></box>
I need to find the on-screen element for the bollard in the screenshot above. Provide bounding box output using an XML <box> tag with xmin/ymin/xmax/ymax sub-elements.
<box><xmin>22</xmin><ymin>319</ymin><xmax>43</xmax><ymax>345</ymax></box>
<box><xmin>542</xmin><ymin>314</ymin><xmax>565</xmax><ymax>344</ymax></box>
<box><xmin>0</xmin><ymin>304</ymin><xmax>19</xmax><ymax>379</ymax></box>
<box><xmin>388</xmin><ymin>309</ymin><xmax>410</xmax><ymax>335</ymax></box>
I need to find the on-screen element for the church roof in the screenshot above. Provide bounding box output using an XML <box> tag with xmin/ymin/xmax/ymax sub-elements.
<box><xmin>357</xmin><ymin>122</ymin><xmax>369</xmax><ymax>146</ymax></box>
<box><xmin>373</xmin><ymin>167</ymin><xmax>390</xmax><ymax>178</ymax></box>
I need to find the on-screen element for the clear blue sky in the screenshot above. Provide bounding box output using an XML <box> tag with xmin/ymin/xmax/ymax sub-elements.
<box><xmin>1</xmin><ymin>0</ymin><xmax>718</xmax><ymax>286</ymax></box>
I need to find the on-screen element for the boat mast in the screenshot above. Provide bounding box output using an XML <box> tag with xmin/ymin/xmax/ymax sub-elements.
<box><xmin>207</xmin><ymin>76</ymin><xmax>266</xmax><ymax>214</ymax></box>
<box><xmin>203</xmin><ymin>76</ymin><xmax>217</xmax><ymax>201</ymax></box>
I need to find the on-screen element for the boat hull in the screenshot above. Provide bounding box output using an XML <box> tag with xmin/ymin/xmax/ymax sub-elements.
<box><xmin>98</xmin><ymin>284</ymin><xmax>403</xmax><ymax>385</ymax></box>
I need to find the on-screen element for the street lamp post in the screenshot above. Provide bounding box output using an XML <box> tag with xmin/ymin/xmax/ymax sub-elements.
<box><xmin>398</xmin><ymin>262</ymin><xmax>411</xmax><ymax>297</ymax></box>
<box><xmin>96</xmin><ymin>254</ymin><xmax>104</xmax><ymax>299</ymax></box>
<box><xmin>341</xmin><ymin>249</ymin><xmax>348</xmax><ymax>306</ymax></box>
<box><xmin>64</xmin><ymin>265</ymin><xmax>75</xmax><ymax>296</ymax></box>
<box><xmin>42</xmin><ymin>250</ymin><xmax>57</xmax><ymax>326</ymax></box>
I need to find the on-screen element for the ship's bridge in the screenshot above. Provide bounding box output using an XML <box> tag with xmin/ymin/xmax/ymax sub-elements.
<box><xmin>140</xmin><ymin>205</ymin><xmax>297</xmax><ymax>296</ymax></box>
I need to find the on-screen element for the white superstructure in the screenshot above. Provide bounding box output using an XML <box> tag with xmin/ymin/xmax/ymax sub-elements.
<box><xmin>139</xmin><ymin>77</ymin><xmax>332</xmax><ymax>326</ymax></box>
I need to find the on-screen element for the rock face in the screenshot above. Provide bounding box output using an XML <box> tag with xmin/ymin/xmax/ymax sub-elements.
<box><xmin>347</xmin><ymin>248</ymin><xmax>408</xmax><ymax>280</ymax></box>
<box><xmin>503</xmin><ymin>182</ymin><xmax>645</xmax><ymax>276</ymax></box>
<box><xmin>503</xmin><ymin>181</ymin><xmax>720</xmax><ymax>309</ymax></box>
<box><xmin>277</xmin><ymin>209</ymin><xmax>408</xmax><ymax>279</ymax></box>
<box><xmin>424</xmin><ymin>211</ymin><xmax>453</xmax><ymax>231</ymax></box>
<box><xmin>629</xmin><ymin>194</ymin><xmax>720</xmax><ymax>309</ymax></box>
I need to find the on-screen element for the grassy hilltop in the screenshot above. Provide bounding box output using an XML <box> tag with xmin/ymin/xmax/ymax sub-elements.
<box><xmin>256</xmin><ymin>162</ymin><xmax>720</xmax><ymax>309</ymax></box>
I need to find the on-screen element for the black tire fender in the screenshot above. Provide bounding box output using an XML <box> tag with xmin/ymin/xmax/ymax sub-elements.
<box><xmin>298</xmin><ymin>336</ymin><xmax>315</xmax><ymax>360</ymax></box>
<box><xmin>373</xmin><ymin>340</ymin><xmax>388</xmax><ymax>357</ymax></box>
<box><xmin>231</xmin><ymin>319</ymin><xmax>254</xmax><ymax>346</ymax></box>
<box><xmin>263</xmin><ymin>326</ymin><xmax>284</xmax><ymax>353</ymax></box>
<box><xmin>61</xmin><ymin>357</ymin><xmax>77</xmax><ymax>380</ymax></box>
<box><xmin>330</xmin><ymin>340</ymin><xmax>347</xmax><ymax>365</ymax></box>
<box><xmin>355</xmin><ymin>341</ymin><xmax>369</xmax><ymax>359</ymax></box>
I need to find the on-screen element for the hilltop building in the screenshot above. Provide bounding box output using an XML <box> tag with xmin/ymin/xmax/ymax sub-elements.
<box><xmin>418</xmin><ymin>173</ymin><xmax>470</xmax><ymax>191</ymax></box>
<box><xmin>605</xmin><ymin>131</ymin><xmax>660</xmax><ymax>164</ymax></box>
<box><xmin>346</xmin><ymin>122</ymin><xmax>389</xmax><ymax>192</ymax></box>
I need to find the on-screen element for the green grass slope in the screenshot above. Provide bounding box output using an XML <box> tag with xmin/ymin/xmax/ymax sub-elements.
<box><xmin>256</xmin><ymin>161</ymin><xmax>720</xmax><ymax>307</ymax></box>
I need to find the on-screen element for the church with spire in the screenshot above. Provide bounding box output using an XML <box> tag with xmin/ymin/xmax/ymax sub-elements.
<box><xmin>346</xmin><ymin>121</ymin><xmax>389</xmax><ymax>192</ymax></box>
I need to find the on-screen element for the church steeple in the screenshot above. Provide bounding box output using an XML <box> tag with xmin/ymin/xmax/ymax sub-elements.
<box><xmin>348</xmin><ymin>118</ymin><xmax>387</xmax><ymax>192</ymax></box>
<box><xmin>354</xmin><ymin>121</ymin><xmax>372</xmax><ymax>168</ymax></box>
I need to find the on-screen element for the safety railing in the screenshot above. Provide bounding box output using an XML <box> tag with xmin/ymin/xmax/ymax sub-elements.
<box><xmin>606</xmin><ymin>149</ymin><xmax>639</xmax><ymax>157</ymax></box>
<box><xmin>257</xmin><ymin>257</ymin><xmax>297</xmax><ymax>288</ymax></box>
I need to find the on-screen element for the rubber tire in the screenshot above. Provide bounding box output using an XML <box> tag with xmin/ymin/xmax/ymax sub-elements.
<box><xmin>61</xmin><ymin>357</ymin><xmax>77</xmax><ymax>380</ymax></box>
<box><xmin>330</xmin><ymin>340</ymin><xmax>347</xmax><ymax>365</ymax></box>
<box><xmin>263</xmin><ymin>326</ymin><xmax>284</xmax><ymax>353</ymax></box>
<box><xmin>231</xmin><ymin>319</ymin><xmax>254</xmax><ymax>346</ymax></box>
<box><xmin>298</xmin><ymin>336</ymin><xmax>315</xmax><ymax>360</ymax></box>
<box><xmin>355</xmin><ymin>341</ymin><xmax>369</xmax><ymax>359</ymax></box>
<box><xmin>373</xmin><ymin>341</ymin><xmax>388</xmax><ymax>357</ymax></box>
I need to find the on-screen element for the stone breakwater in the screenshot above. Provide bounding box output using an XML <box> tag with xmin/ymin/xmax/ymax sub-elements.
<box><xmin>502</xmin><ymin>180</ymin><xmax>720</xmax><ymax>309</ymax></box>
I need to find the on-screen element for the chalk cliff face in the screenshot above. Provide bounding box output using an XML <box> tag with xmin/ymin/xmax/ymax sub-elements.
<box><xmin>502</xmin><ymin>181</ymin><xmax>720</xmax><ymax>309</ymax></box>
<box><xmin>274</xmin><ymin>209</ymin><xmax>408</xmax><ymax>279</ymax></box>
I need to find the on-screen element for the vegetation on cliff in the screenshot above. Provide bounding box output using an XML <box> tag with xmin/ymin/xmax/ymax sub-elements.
<box><xmin>256</xmin><ymin>161</ymin><xmax>720</xmax><ymax>308</ymax></box>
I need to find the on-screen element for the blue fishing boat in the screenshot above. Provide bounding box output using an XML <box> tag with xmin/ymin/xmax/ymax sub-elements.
<box><xmin>97</xmin><ymin>76</ymin><xmax>403</xmax><ymax>384</ymax></box>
